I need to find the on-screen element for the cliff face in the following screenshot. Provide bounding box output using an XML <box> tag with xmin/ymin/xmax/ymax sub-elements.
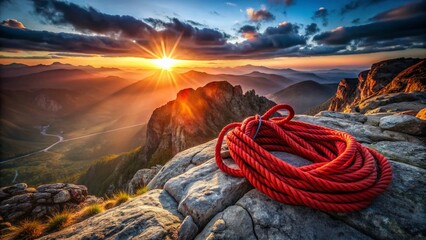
<box><xmin>328</xmin><ymin>58</ymin><xmax>425</xmax><ymax>113</ymax></box>
<box><xmin>328</xmin><ymin>78</ymin><xmax>359</xmax><ymax>112</ymax></box>
<box><xmin>138</xmin><ymin>81</ymin><xmax>275</xmax><ymax>166</ymax></box>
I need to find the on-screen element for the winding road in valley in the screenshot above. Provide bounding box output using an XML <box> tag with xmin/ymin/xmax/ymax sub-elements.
<box><xmin>0</xmin><ymin>123</ymin><xmax>146</xmax><ymax>164</ymax></box>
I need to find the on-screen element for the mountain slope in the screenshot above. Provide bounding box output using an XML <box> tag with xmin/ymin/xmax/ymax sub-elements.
<box><xmin>270</xmin><ymin>80</ymin><xmax>338</xmax><ymax>113</ymax></box>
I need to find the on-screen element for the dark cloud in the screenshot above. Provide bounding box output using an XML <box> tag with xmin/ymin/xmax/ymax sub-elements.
<box><xmin>313</xmin><ymin>13</ymin><xmax>426</xmax><ymax>45</ymax></box>
<box><xmin>351</xmin><ymin>18</ymin><xmax>360</xmax><ymax>24</ymax></box>
<box><xmin>269</xmin><ymin>0</ymin><xmax>295</xmax><ymax>6</ymax></box>
<box><xmin>304</xmin><ymin>23</ymin><xmax>319</xmax><ymax>36</ymax></box>
<box><xmin>0</xmin><ymin>25</ymin><xmax>134</xmax><ymax>54</ymax></box>
<box><xmin>238</xmin><ymin>25</ymin><xmax>259</xmax><ymax>39</ymax></box>
<box><xmin>235</xmin><ymin>22</ymin><xmax>305</xmax><ymax>53</ymax></box>
<box><xmin>161</xmin><ymin>18</ymin><xmax>228</xmax><ymax>45</ymax></box>
<box><xmin>30</xmin><ymin>0</ymin><xmax>229</xmax><ymax>48</ymax></box>
<box><xmin>1</xmin><ymin>19</ymin><xmax>25</xmax><ymax>29</ymax></box>
<box><xmin>340</xmin><ymin>0</ymin><xmax>388</xmax><ymax>15</ymax></box>
<box><xmin>32</xmin><ymin>0</ymin><xmax>154</xmax><ymax>38</ymax></box>
<box><xmin>186</xmin><ymin>20</ymin><xmax>205</xmax><ymax>27</ymax></box>
<box><xmin>144</xmin><ymin>18</ymin><xmax>165</xmax><ymax>28</ymax></box>
<box><xmin>246</xmin><ymin>7</ymin><xmax>276</xmax><ymax>22</ymax></box>
<box><xmin>370</xmin><ymin>0</ymin><xmax>426</xmax><ymax>22</ymax></box>
<box><xmin>312</xmin><ymin>7</ymin><xmax>328</xmax><ymax>26</ymax></box>
<box><xmin>0</xmin><ymin>54</ymin><xmax>62</xmax><ymax>59</ymax></box>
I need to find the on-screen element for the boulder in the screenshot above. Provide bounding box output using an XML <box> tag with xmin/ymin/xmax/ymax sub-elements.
<box><xmin>379</xmin><ymin>114</ymin><xmax>426</xmax><ymax>135</ymax></box>
<box><xmin>53</xmin><ymin>190</ymin><xmax>71</xmax><ymax>203</ymax></box>
<box><xmin>367</xmin><ymin>141</ymin><xmax>426</xmax><ymax>169</ymax></box>
<box><xmin>178</xmin><ymin>216</ymin><xmax>199</xmax><ymax>240</ymax></box>
<box><xmin>127</xmin><ymin>165</ymin><xmax>162</xmax><ymax>194</ymax></box>
<box><xmin>164</xmin><ymin>159</ymin><xmax>252</xmax><ymax>227</ymax></box>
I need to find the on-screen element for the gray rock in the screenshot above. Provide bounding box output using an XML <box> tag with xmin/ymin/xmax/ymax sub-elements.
<box><xmin>178</xmin><ymin>215</ymin><xmax>199</xmax><ymax>240</ymax></box>
<box><xmin>40</xmin><ymin>189</ymin><xmax>183</xmax><ymax>240</ymax></box>
<box><xmin>316</xmin><ymin>111</ymin><xmax>367</xmax><ymax>123</ymax></box>
<box><xmin>293</xmin><ymin>115</ymin><xmax>423</xmax><ymax>144</ymax></box>
<box><xmin>148</xmin><ymin>139</ymin><xmax>217</xmax><ymax>190</ymax></box>
<box><xmin>53</xmin><ymin>190</ymin><xmax>71</xmax><ymax>203</ymax></box>
<box><xmin>128</xmin><ymin>165</ymin><xmax>162</xmax><ymax>194</ymax></box>
<box><xmin>196</xmin><ymin>205</ymin><xmax>257</xmax><ymax>240</ymax></box>
<box><xmin>1</xmin><ymin>193</ymin><xmax>32</xmax><ymax>205</ymax></box>
<box><xmin>164</xmin><ymin>159</ymin><xmax>252</xmax><ymax>227</ymax></box>
<box><xmin>37</xmin><ymin>183</ymin><xmax>65</xmax><ymax>192</ymax></box>
<box><xmin>379</xmin><ymin>114</ymin><xmax>426</xmax><ymax>135</ymax></box>
<box><xmin>367</xmin><ymin>141</ymin><xmax>426</xmax><ymax>169</ymax></box>
<box><xmin>332</xmin><ymin>161</ymin><xmax>426</xmax><ymax>239</ymax></box>
<box><xmin>229</xmin><ymin>190</ymin><xmax>371</xmax><ymax>240</ymax></box>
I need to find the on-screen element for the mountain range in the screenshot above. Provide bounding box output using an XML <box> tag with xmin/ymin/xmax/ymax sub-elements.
<box><xmin>1</xmin><ymin>58</ymin><xmax>422</xmax><ymax>190</ymax></box>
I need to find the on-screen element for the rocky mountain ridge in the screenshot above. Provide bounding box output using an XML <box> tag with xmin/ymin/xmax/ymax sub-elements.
<box><xmin>138</xmin><ymin>81</ymin><xmax>275</xmax><ymax>166</ymax></box>
<box><xmin>328</xmin><ymin>58</ymin><xmax>425</xmax><ymax>113</ymax></box>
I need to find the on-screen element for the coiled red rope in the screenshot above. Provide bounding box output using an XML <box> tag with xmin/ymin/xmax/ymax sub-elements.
<box><xmin>215</xmin><ymin>104</ymin><xmax>392</xmax><ymax>212</ymax></box>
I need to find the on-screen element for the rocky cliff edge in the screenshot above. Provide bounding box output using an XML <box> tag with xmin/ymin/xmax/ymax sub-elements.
<box><xmin>42</xmin><ymin>110</ymin><xmax>425</xmax><ymax>240</ymax></box>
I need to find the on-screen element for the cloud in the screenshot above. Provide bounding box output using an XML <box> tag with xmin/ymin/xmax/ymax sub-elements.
<box><xmin>247</xmin><ymin>7</ymin><xmax>276</xmax><ymax>22</ymax></box>
<box><xmin>226</xmin><ymin>2</ymin><xmax>236</xmax><ymax>7</ymax></box>
<box><xmin>304</xmin><ymin>23</ymin><xmax>319</xmax><ymax>36</ymax></box>
<box><xmin>238</xmin><ymin>25</ymin><xmax>259</xmax><ymax>40</ymax></box>
<box><xmin>238</xmin><ymin>22</ymin><xmax>305</xmax><ymax>52</ymax></box>
<box><xmin>369</xmin><ymin>0</ymin><xmax>426</xmax><ymax>22</ymax></box>
<box><xmin>268</xmin><ymin>0</ymin><xmax>295</xmax><ymax>6</ymax></box>
<box><xmin>313</xmin><ymin>13</ymin><xmax>426</xmax><ymax>45</ymax></box>
<box><xmin>1</xmin><ymin>19</ymin><xmax>25</xmax><ymax>29</ymax></box>
<box><xmin>30</xmin><ymin>0</ymin><xmax>229</xmax><ymax>47</ymax></box>
<box><xmin>351</xmin><ymin>18</ymin><xmax>360</xmax><ymax>24</ymax></box>
<box><xmin>0</xmin><ymin>54</ymin><xmax>62</xmax><ymax>59</ymax></box>
<box><xmin>160</xmin><ymin>18</ymin><xmax>228</xmax><ymax>45</ymax></box>
<box><xmin>186</xmin><ymin>20</ymin><xmax>205</xmax><ymax>27</ymax></box>
<box><xmin>312</xmin><ymin>7</ymin><xmax>328</xmax><ymax>26</ymax></box>
<box><xmin>0</xmin><ymin>25</ymin><xmax>134</xmax><ymax>55</ymax></box>
<box><xmin>340</xmin><ymin>0</ymin><xmax>388</xmax><ymax>15</ymax></box>
<box><xmin>32</xmin><ymin>0</ymin><xmax>154</xmax><ymax>38</ymax></box>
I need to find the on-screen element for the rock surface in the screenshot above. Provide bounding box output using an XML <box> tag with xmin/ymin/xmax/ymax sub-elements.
<box><xmin>40</xmin><ymin>189</ymin><xmax>182</xmax><ymax>240</ymax></box>
<box><xmin>0</xmin><ymin>183</ymin><xmax>88</xmax><ymax>221</ymax></box>
<box><xmin>41</xmin><ymin>111</ymin><xmax>425</xmax><ymax>239</ymax></box>
<box><xmin>379</xmin><ymin>114</ymin><xmax>426</xmax><ymax>135</ymax></box>
<box><xmin>127</xmin><ymin>165</ymin><xmax>162</xmax><ymax>194</ymax></box>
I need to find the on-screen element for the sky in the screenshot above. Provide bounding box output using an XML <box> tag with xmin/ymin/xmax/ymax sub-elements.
<box><xmin>0</xmin><ymin>0</ymin><xmax>425</xmax><ymax>69</ymax></box>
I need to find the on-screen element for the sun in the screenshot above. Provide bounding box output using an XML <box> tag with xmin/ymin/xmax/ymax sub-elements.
<box><xmin>153</xmin><ymin>57</ymin><xmax>177</xmax><ymax>71</ymax></box>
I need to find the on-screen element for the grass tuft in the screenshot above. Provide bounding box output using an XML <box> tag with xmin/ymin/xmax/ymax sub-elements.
<box><xmin>103</xmin><ymin>199</ymin><xmax>117</xmax><ymax>210</ymax></box>
<box><xmin>134</xmin><ymin>186</ymin><xmax>148</xmax><ymax>196</ymax></box>
<box><xmin>112</xmin><ymin>191</ymin><xmax>131</xmax><ymax>206</ymax></box>
<box><xmin>46</xmin><ymin>211</ymin><xmax>74</xmax><ymax>231</ymax></box>
<box><xmin>79</xmin><ymin>203</ymin><xmax>105</xmax><ymax>219</ymax></box>
<box><xmin>4</xmin><ymin>219</ymin><xmax>45</xmax><ymax>240</ymax></box>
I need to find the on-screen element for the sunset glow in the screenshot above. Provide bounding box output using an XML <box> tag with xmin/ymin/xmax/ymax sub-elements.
<box><xmin>153</xmin><ymin>57</ymin><xmax>178</xmax><ymax>71</ymax></box>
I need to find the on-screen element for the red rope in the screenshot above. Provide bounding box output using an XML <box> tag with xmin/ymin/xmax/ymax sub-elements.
<box><xmin>215</xmin><ymin>104</ymin><xmax>392</xmax><ymax>212</ymax></box>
